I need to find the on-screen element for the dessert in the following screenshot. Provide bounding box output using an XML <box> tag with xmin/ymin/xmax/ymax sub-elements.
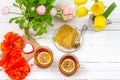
<box><xmin>34</xmin><ymin>46</ymin><xmax>53</xmax><ymax>68</ymax></box>
<box><xmin>54</xmin><ymin>24</ymin><xmax>79</xmax><ymax>49</ymax></box>
<box><xmin>59</xmin><ymin>53</ymin><xmax>80</xmax><ymax>76</ymax></box>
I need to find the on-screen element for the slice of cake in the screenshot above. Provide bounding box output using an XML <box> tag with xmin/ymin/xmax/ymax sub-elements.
<box><xmin>62</xmin><ymin>28</ymin><xmax>79</xmax><ymax>49</ymax></box>
<box><xmin>54</xmin><ymin>24</ymin><xmax>79</xmax><ymax>49</ymax></box>
<box><xmin>54</xmin><ymin>24</ymin><xmax>73</xmax><ymax>46</ymax></box>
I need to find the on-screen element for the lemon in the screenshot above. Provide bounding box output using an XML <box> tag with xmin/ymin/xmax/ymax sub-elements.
<box><xmin>37</xmin><ymin>52</ymin><xmax>51</xmax><ymax>65</ymax></box>
<box><xmin>74</xmin><ymin>0</ymin><xmax>88</xmax><ymax>6</ymax></box>
<box><xmin>61</xmin><ymin>59</ymin><xmax>75</xmax><ymax>73</ymax></box>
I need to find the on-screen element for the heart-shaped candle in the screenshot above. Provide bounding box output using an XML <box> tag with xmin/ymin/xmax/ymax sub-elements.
<box><xmin>22</xmin><ymin>42</ymin><xmax>34</xmax><ymax>54</ymax></box>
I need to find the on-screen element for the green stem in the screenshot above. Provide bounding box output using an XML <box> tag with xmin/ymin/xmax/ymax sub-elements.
<box><xmin>10</xmin><ymin>12</ymin><xmax>23</xmax><ymax>15</ymax></box>
<box><xmin>25</xmin><ymin>28</ymin><xmax>30</xmax><ymax>40</ymax></box>
<box><xmin>103</xmin><ymin>2</ymin><xmax>117</xmax><ymax>19</ymax></box>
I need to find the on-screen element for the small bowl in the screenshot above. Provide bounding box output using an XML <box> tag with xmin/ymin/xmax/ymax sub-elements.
<box><xmin>58</xmin><ymin>53</ymin><xmax>80</xmax><ymax>76</ymax></box>
<box><xmin>34</xmin><ymin>46</ymin><xmax>54</xmax><ymax>68</ymax></box>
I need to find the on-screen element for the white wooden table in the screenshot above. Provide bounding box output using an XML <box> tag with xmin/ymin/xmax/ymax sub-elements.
<box><xmin>0</xmin><ymin>0</ymin><xmax>120</xmax><ymax>79</ymax></box>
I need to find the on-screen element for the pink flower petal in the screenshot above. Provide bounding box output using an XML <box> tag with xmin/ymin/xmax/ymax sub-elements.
<box><xmin>1</xmin><ymin>7</ymin><xmax>10</xmax><ymax>15</ymax></box>
<box><xmin>63</xmin><ymin>8</ymin><xmax>69</xmax><ymax>15</ymax></box>
<box><xmin>60</xmin><ymin>4</ymin><xmax>68</xmax><ymax>10</ymax></box>
<box><xmin>36</xmin><ymin>5</ymin><xmax>46</xmax><ymax>15</ymax></box>
<box><xmin>61</xmin><ymin>4</ymin><xmax>74</xmax><ymax>15</ymax></box>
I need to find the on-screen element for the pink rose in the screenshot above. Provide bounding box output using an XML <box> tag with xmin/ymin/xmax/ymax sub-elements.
<box><xmin>36</xmin><ymin>5</ymin><xmax>46</xmax><ymax>15</ymax></box>
<box><xmin>1</xmin><ymin>7</ymin><xmax>10</xmax><ymax>15</ymax></box>
<box><xmin>50</xmin><ymin>8</ymin><xmax>57</xmax><ymax>16</ymax></box>
<box><xmin>61</xmin><ymin>5</ymin><xmax>74</xmax><ymax>16</ymax></box>
<box><xmin>60</xmin><ymin>5</ymin><xmax>68</xmax><ymax>10</ymax></box>
<box><xmin>63</xmin><ymin>8</ymin><xmax>69</xmax><ymax>15</ymax></box>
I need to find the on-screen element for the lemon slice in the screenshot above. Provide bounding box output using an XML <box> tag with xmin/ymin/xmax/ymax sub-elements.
<box><xmin>61</xmin><ymin>59</ymin><xmax>75</xmax><ymax>73</ymax></box>
<box><xmin>37</xmin><ymin>52</ymin><xmax>51</xmax><ymax>65</ymax></box>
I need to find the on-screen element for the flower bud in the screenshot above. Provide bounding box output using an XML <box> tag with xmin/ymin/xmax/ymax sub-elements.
<box><xmin>50</xmin><ymin>8</ymin><xmax>57</xmax><ymax>16</ymax></box>
<box><xmin>1</xmin><ymin>7</ymin><xmax>10</xmax><ymax>15</ymax></box>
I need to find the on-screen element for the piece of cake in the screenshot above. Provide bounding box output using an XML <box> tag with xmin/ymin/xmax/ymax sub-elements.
<box><xmin>54</xmin><ymin>24</ymin><xmax>79</xmax><ymax>49</ymax></box>
<box><xmin>62</xmin><ymin>28</ymin><xmax>79</xmax><ymax>49</ymax></box>
<box><xmin>54</xmin><ymin>24</ymin><xmax>73</xmax><ymax>46</ymax></box>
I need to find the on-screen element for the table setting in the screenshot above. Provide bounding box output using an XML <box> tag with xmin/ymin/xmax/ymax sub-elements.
<box><xmin>0</xmin><ymin>0</ymin><xmax>120</xmax><ymax>79</ymax></box>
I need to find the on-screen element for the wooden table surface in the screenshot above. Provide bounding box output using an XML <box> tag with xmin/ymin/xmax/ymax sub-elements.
<box><xmin>0</xmin><ymin>0</ymin><xmax>120</xmax><ymax>79</ymax></box>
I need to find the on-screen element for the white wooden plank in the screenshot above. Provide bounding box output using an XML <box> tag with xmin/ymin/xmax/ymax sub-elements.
<box><xmin>0</xmin><ymin>0</ymin><xmax>120</xmax><ymax>22</ymax></box>
<box><xmin>1</xmin><ymin>0</ymin><xmax>120</xmax><ymax>79</ymax></box>
<box><xmin>1</xmin><ymin>30</ymin><xmax>120</xmax><ymax>79</ymax></box>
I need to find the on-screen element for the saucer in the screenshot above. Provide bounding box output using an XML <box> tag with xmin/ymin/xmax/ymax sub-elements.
<box><xmin>53</xmin><ymin>24</ymin><xmax>83</xmax><ymax>53</ymax></box>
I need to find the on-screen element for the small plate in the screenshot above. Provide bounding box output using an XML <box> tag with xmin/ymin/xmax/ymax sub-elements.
<box><xmin>53</xmin><ymin>24</ymin><xmax>83</xmax><ymax>53</ymax></box>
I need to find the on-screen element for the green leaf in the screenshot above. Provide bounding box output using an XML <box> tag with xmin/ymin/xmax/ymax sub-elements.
<box><xmin>13</xmin><ymin>3</ymin><xmax>19</xmax><ymax>8</ymax></box>
<box><xmin>32</xmin><ymin>25</ymin><xmax>37</xmax><ymax>31</ymax></box>
<box><xmin>36</xmin><ymin>26</ymin><xmax>47</xmax><ymax>36</ymax></box>
<box><xmin>45</xmin><ymin>15</ymin><xmax>54</xmax><ymax>26</ymax></box>
<box><xmin>19</xmin><ymin>20</ymin><xmax>24</xmax><ymax>29</ymax></box>
<box><xmin>103</xmin><ymin>2</ymin><xmax>117</xmax><ymax>19</ymax></box>
<box><xmin>29</xmin><ymin>0</ymin><xmax>35</xmax><ymax>3</ymax></box>
<box><xmin>45</xmin><ymin>15</ymin><xmax>50</xmax><ymax>20</ymax></box>
<box><xmin>22</xmin><ymin>1</ymin><xmax>29</xmax><ymax>7</ymax></box>
<box><xmin>48</xmin><ymin>22</ymin><xmax>54</xmax><ymax>26</ymax></box>
<box><xmin>9</xmin><ymin>17</ymin><xmax>20</xmax><ymax>23</ymax></box>
<box><xmin>16</xmin><ymin>0</ymin><xmax>23</xmax><ymax>5</ymax></box>
<box><xmin>38</xmin><ymin>0</ymin><xmax>46</xmax><ymax>4</ymax></box>
<box><xmin>15</xmin><ymin>19</ymin><xmax>20</xmax><ymax>23</ymax></box>
<box><xmin>46</xmin><ymin>0</ymin><xmax>55</xmax><ymax>5</ymax></box>
<box><xmin>28</xmin><ymin>19</ymin><xmax>34</xmax><ymax>28</ymax></box>
<box><xmin>32</xmin><ymin>21</ymin><xmax>39</xmax><ymax>31</ymax></box>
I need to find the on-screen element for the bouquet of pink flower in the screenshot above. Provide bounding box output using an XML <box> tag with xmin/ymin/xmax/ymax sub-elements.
<box><xmin>9</xmin><ymin>0</ymin><xmax>56</xmax><ymax>39</ymax></box>
<box><xmin>52</xmin><ymin>4</ymin><xmax>75</xmax><ymax>21</ymax></box>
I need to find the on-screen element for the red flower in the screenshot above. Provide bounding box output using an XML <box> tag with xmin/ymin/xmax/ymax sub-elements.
<box><xmin>0</xmin><ymin>32</ymin><xmax>30</xmax><ymax>80</ymax></box>
<box><xmin>5</xmin><ymin>57</ymin><xmax>30</xmax><ymax>80</ymax></box>
<box><xmin>1</xmin><ymin>32</ymin><xmax>23</xmax><ymax>53</ymax></box>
